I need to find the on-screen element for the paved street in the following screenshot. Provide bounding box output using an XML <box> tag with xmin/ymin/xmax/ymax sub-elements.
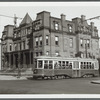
<box><xmin>0</xmin><ymin>77</ymin><xmax>100</xmax><ymax>94</ymax></box>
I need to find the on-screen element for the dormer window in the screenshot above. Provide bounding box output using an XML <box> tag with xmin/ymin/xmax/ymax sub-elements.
<box><xmin>14</xmin><ymin>34</ymin><xmax>16</xmax><ymax>38</ymax></box>
<box><xmin>68</xmin><ymin>25</ymin><xmax>72</xmax><ymax>32</ymax></box>
<box><xmin>94</xmin><ymin>29</ymin><xmax>98</xmax><ymax>37</ymax></box>
<box><xmin>54</xmin><ymin>22</ymin><xmax>59</xmax><ymax>30</ymax></box>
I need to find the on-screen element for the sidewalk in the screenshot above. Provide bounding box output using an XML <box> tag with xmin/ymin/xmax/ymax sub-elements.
<box><xmin>0</xmin><ymin>75</ymin><xmax>27</xmax><ymax>80</ymax></box>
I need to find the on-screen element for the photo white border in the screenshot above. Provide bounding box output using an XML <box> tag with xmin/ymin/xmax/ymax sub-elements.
<box><xmin>0</xmin><ymin>1</ymin><xmax>100</xmax><ymax>98</ymax></box>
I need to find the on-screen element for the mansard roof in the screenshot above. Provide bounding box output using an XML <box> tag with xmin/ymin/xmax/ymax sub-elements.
<box><xmin>20</xmin><ymin>13</ymin><xmax>32</xmax><ymax>26</ymax></box>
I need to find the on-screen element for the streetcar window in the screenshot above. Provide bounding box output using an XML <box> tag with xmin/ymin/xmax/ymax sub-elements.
<box><xmin>38</xmin><ymin>61</ymin><xmax>42</xmax><ymax>68</ymax></box>
<box><xmin>89</xmin><ymin>62</ymin><xmax>91</xmax><ymax>69</ymax></box>
<box><xmin>66</xmin><ymin>61</ymin><xmax>69</xmax><ymax>69</ymax></box>
<box><xmin>54</xmin><ymin>61</ymin><xmax>59</xmax><ymax>69</ymax></box>
<box><xmin>49</xmin><ymin>61</ymin><xmax>53</xmax><ymax>69</ymax></box>
<box><xmin>69</xmin><ymin>63</ymin><xmax>72</xmax><ymax>69</ymax></box>
<box><xmin>80</xmin><ymin>62</ymin><xmax>83</xmax><ymax>69</ymax></box>
<box><xmin>44</xmin><ymin>61</ymin><xmax>48</xmax><ymax>69</ymax></box>
<box><xmin>87</xmin><ymin>62</ymin><xmax>88</xmax><ymax>69</ymax></box>
<box><xmin>62</xmin><ymin>61</ymin><xmax>65</xmax><ymax>69</ymax></box>
<box><xmin>58</xmin><ymin>61</ymin><xmax>61</xmax><ymax>69</ymax></box>
<box><xmin>80</xmin><ymin>62</ymin><xmax>94</xmax><ymax>69</ymax></box>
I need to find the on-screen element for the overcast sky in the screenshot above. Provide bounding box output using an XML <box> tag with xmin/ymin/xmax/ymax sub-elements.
<box><xmin>0</xmin><ymin>2</ymin><xmax>100</xmax><ymax>39</ymax></box>
<box><xmin>1</xmin><ymin>2</ymin><xmax>100</xmax><ymax>98</ymax></box>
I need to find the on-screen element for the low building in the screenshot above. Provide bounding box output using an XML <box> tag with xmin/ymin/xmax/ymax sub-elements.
<box><xmin>1</xmin><ymin>11</ymin><xmax>99</xmax><ymax>71</ymax></box>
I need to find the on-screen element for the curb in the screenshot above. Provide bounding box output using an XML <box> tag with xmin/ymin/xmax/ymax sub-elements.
<box><xmin>91</xmin><ymin>80</ymin><xmax>100</xmax><ymax>84</ymax></box>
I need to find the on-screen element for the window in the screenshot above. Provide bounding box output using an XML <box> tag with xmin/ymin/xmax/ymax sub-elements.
<box><xmin>55</xmin><ymin>36</ymin><xmax>59</xmax><ymax>46</ymax></box>
<box><xmin>46</xmin><ymin>51</ymin><xmax>49</xmax><ymax>56</ymax></box>
<box><xmin>54</xmin><ymin>23</ymin><xmax>59</xmax><ymax>30</ymax></box>
<box><xmin>40</xmin><ymin>36</ymin><xmax>42</xmax><ymax>46</ymax></box>
<box><xmin>46</xmin><ymin>35</ymin><xmax>49</xmax><ymax>45</ymax></box>
<box><xmin>69</xmin><ymin>38</ymin><xmax>73</xmax><ymax>48</ymax></box>
<box><xmin>80</xmin><ymin>27</ymin><xmax>83</xmax><ymax>31</ymax></box>
<box><xmin>83</xmin><ymin>26</ymin><xmax>85</xmax><ymax>31</ymax></box>
<box><xmin>27</xmin><ymin>40</ymin><xmax>29</xmax><ymax>49</ymax></box>
<box><xmin>36</xmin><ymin>52</ymin><xmax>38</xmax><ymax>56</ymax></box>
<box><xmin>38</xmin><ymin>61</ymin><xmax>42</xmax><ymax>68</ymax></box>
<box><xmin>68</xmin><ymin>25</ymin><xmax>72</xmax><ymax>32</ymax></box>
<box><xmin>14</xmin><ymin>43</ymin><xmax>17</xmax><ymax>51</ymax></box>
<box><xmin>80</xmin><ymin>38</ymin><xmax>83</xmax><ymax>47</ymax></box>
<box><xmin>81</xmin><ymin>53</ymin><xmax>84</xmax><ymax>58</ymax></box>
<box><xmin>87</xmin><ymin>39</ymin><xmax>90</xmax><ymax>48</ymax></box>
<box><xmin>80</xmin><ymin>62</ymin><xmax>94</xmax><ymax>69</ymax></box>
<box><xmin>27</xmin><ymin>27</ymin><xmax>31</xmax><ymax>34</ymax></box>
<box><xmin>70</xmin><ymin>52</ymin><xmax>73</xmax><ymax>57</ymax></box>
<box><xmin>96</xmin><ymin>41</ymin><xmax>98</xmax><ymax>50</ymax></box>
<box><xmin>9</xmin><ymin>43</ymin><xmax>12</xmax><ymax>51</ymax></box>
<box><xmin>18</xmin><ymin>31</ymin><xmax>21</xmax><ymax>37</ymax></box>
<box><xmin>44</xmin><ymin>60</ymin><xmax>53</xmax><ymax>69</ymax></box>
<box><xmin>95</xmin><ymin>31</ymin><xmax>98</xmax><ymax>37</ymax></box>
<box><xmin>40</xmin><ymin>52</ymin><xmax>42</xmax><ymax>56</ymax></box>
<box><xmin>23</xmin><ymin>41</ymin><xmax>25</xmax><ymax>49</ymax></box>
<box><xmin>35</xmin><ymin>37</ymin><xmax>38</xmax><ymax>46</ymax></box>
<box><xmin>44</xmin><ymin>61</ymin><xmax>48</xmax><ymax>69</ymax></box>
<box><xmin>14</xmin><ymin>34</ymin><xmax>16</xmax><ymax>38</ymax></box>
<box><xmin>19</xmin><ymin>42</ymin><xmax>21</xmax><ymax>50</ymax></box>
<box><xmin>55</xmin><ymin>51</ymin><xmax>59</xmax><ymax>56</ymax></box>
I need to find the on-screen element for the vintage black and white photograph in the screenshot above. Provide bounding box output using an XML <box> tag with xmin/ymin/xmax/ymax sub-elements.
<box><xmin>0</xmin><ymin>2</ymin><xmax>100</xmax><ymax>95</ymax></box>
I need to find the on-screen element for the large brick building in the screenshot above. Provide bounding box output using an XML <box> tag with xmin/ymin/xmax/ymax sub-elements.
<box><xmin>1</xmin><ymin>11</ymin><xmax>99</xmax><ymax>71</ymax></box>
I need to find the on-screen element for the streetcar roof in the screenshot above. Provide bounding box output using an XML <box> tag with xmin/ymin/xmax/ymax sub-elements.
<box><xmin>34</xmin><ymin>56</ymin><xmax>98</xmax><ymax>61</ymax></box>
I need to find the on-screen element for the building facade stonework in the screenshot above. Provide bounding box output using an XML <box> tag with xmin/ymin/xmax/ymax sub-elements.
<box><xmin>1</xmin><ymin>11</ymin><xmax>99</xmax><ymax>71</ymax></box>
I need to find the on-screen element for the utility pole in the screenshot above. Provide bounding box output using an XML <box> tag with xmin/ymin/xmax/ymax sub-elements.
<box><xmin>0</xmin><ymin>14</ymin><xmax>22</xmax><ymax>27</ymax></box>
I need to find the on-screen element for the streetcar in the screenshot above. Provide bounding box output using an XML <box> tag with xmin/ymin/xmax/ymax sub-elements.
<box><xmin>33</xmin><ymin>56</ymin><xmax>99</xmax><ymax>79</ymax></box>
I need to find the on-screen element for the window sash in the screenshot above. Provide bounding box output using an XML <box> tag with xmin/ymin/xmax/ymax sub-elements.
<box><xmin>69</xmin><ymin>38</ymin><xmax>73</xmax><ymax>47</ymax></box>
<box><xmin>55</xmin><ymin>36</ymin><xmax>59</xmax><ymax>45</ymax></box>
<box><xmin>46</xmin><ymin>35</ymin><xmax>49</xmax><ymax>45</ymax></box>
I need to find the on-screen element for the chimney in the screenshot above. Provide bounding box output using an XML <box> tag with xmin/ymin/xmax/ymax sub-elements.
<box><xmin>81</xmin><ymin>15</ymin><xmax>86</xmax><ymax>21</ymax></box>
<box><xmin>91</xmin><ymin>22</ymin><xmax>94</xmax><ymax>27</ymax></box>
<box><xmin>61</xmin><ymin>14</ymin><xmax>66</xmax><ymax>20</ymax></box>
